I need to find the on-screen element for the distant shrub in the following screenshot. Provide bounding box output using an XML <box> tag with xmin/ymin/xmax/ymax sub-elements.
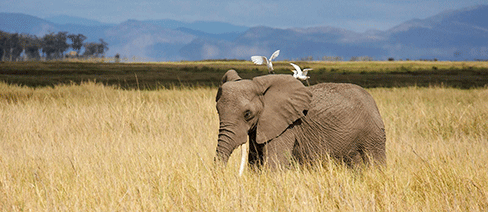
<box><xmin>200</xmin><ymin>59</ymin><xmax>246</xmax><ymax>62</ymax></box>
<box><xmin>322</xmin><ymin>56</ymin><xmax>343</xmax><ymax>61</ymax></box>
<box><xmin>115</xmin><ymin>53</ymin><xmax>120</xmax><ymax>63</ymax></box>
<box><xmin>299</xmin><ymin>56</ymin><xmax>314</xmax><ymax>61</ymax></box>
<box><xmin>350</xmin><ymin>56</ymin><xmax>373</xmax><ymax>61</ymax></box>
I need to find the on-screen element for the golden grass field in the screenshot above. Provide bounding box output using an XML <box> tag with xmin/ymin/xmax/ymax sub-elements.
<box><xmin>0</xmin><ymin>80</ymin><xmax>487</xmax><ymax>211</ymax></box>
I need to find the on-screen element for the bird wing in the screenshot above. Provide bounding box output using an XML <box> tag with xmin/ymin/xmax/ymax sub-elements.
<box><xmin>251</xmin><ymin>56</ymin><xmax>267</xmax><ymax>65</ymax></box>
<box><xmin>303</xmin><ymin>68</ymin><xmax>312</xmax><ymax>75</ymax></box>
<box><xmin>269</xmin><ymin>50</ymin><xmax>280</xmax><ymax>61</ymax></box>
<box><xmin>289</xmin><ymin>63</ymin><xmax>301</xmax><ymax>73</ymax></box>
<box><xmin>291</xmin><ymin>70</ymin><xmax>298</xmax><ymax>77</ymax></box>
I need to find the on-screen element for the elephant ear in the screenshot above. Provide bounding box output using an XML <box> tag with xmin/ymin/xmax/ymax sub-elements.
<box><xmin>216</xmin><ymin>70</ymin><xmax>242</xmax><ymax>102</ymax></box>
<box><xmin>252</xmin><ymin>75</ymin><xmax>312</xmax><ymax>144</ymax></box>
<box><xmin>221</xmin><ymin>69</ymin><xmax>241</xmax><ymax>85</ymax></box>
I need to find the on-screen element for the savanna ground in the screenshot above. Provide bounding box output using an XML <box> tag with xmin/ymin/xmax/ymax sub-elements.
<box><xmin>0</xmin><ymin>61</ymin><xmax>487</xmax><ymax>211</ymax></box>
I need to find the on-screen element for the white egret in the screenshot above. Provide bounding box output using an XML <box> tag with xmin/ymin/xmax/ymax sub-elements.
<box><xmin>290</xmin><ymin>63</ymin><xmax>312</xmax><ymax>85</ymax></box>
<box><xmin>251</xmin><ymin>50</ymin><xmax>280</xmax><ymax>74</ymax></box>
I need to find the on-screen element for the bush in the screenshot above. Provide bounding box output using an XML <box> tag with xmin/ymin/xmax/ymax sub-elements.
<box><xmin>350</xmin><ymin>56</ymin><xmax>374</xmax><ymax>61</ymax></box>
<box><xmin>322</xmin><ymin>56</ymin><xmax>343</xmax><ymax>61</ymax></box>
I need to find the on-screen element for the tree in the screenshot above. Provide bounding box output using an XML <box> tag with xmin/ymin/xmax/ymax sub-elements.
<box><xmin>68</xmin><ymin>34</ymin><xmax>86</xmax><ymax>55</ymax></box>
<box><xmin>97</xmin><ymin>38</ymin><xmax>108</xmax><ymax>57</ymax></box>
<box><xmin>82</xmin><ymin>42</ymin><xmax>98</xmax><ymax>57</ymax></box>
<box><xmin>0</xmin><ymin>31</ymin><xmax>8</xmax><ymax>61</ymax></box>
<box><xmin>42</xmin><ymin>32</ymin><xmax>57</xmax><ymax>60</ymax></box>
<box><xmin>82</xmin><ymin>39</ymin><xmax>109</xmax><ymax>58</ymax></box>
<box><xmin>299</xmin><ymin>56</ymin><xmax>314</xmax><ymax>61</ymax></box>
<box><xmin>41</xmin><ymin>32</ymin><xmax>70</xmax><ymax>60</ymax></box>
<box><xmin>9</xmin><ymin>33</ymin><xmax>23</xmax><ymax>61</ymax></box>
<box><xmin>0</xmin><ymin>32</ymin><xmax>23</xmax><ymax>61</ymax></box>
<box><xmin>350</xmin><ymin>56</ymin><xmax>374</xmax><ymax>61</ymax></box>
<box><xmin>0</xmin><ymin>30</ymin><xmax>103</xmax><ymax>61</ymax></box>
<box><xmin>55</xmin><ymin>31</ymin><xmax>69</xmax><ymax>59</ymax></box>
<box><xmin>322</xmin><ymin>56</ymin><xmax>343</xmax><ymax>61</ymax></box>
<box><xmin>20</xmin><ymin>34</ymin><xmax>41</xmax><ymax>60</ymax></box>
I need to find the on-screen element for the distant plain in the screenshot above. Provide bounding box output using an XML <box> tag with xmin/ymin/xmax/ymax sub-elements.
<box><xmin>1</xmin><ymin>60</ymin><xmax>488</xmax><ymax>89</ymax></box>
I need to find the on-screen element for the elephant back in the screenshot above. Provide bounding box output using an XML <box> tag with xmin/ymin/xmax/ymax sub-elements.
<box><xmin>294</xmin><ymin>83</ymin><xmax>386</xmax><ymax>163</ymax></box>
<box><xmin>307</xmin><ymin>83</ymin><xmax>384</xmax><ymax>129</ymax></box>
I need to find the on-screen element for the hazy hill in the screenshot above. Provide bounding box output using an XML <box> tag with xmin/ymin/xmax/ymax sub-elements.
<box><xmin>179</xmin><ymin>26</ymin><xmax>386</xmax><ymax>60</ymax></box>
<box><xmin>385</xmin><ymin>5</ymin><xmax>488</xmax><ymax>60</ymax></box>
<box><xmin>142</xmin><ymin>19</ymin><xmax>248</xmax><ymax>34</ymax></box>
<box><xmin>0</xmin><ymin>13</ymin><xmax>58</xmax><ymax>36</ymax></box>
<box><xmin>0</xmin><ymin>13</ymin><xmax>249</xmax><ymax>60</ymax></box>
<box><xmin>176</xmin><ymin>27</ymin><xmax>243</xmax><ymax>41</ymax></box>
<box><xmin>0</xmin><ymin>13</ymin><xmax>111</xmax><ymax>43</ymax></box>
<box><xmin>1</xmin><ymin>5</ymin><xmax>488</xmax><ymax>61</ymax></box>
<box><xmin>104</xmin><ymin>20</ymin><xmax>196</xmax><ymax>61</ymax></box>
<box><xmin>45</xmin><ymin>15</ymin><xmax>115</xmax><ymax>27</ymax></box>
<box><xmin>180</xmin><ymin>5</ymin><xmax>488</xmax><ymax>61</ymax></box>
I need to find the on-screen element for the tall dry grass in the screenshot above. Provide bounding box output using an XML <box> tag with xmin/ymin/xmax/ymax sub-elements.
<box><xmin>0</xmin><ymin>82</ymin><xmax>487</xmax><ymax>211</ymax></box>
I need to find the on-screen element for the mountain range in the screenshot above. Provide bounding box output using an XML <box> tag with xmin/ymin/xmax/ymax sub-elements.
<box><xmin>1</xmin><ymin>5</ymin><xmax>488</xmax><ymax>61</ymax></box>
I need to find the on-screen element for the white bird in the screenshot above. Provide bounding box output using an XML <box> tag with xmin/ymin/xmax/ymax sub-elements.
<box><xmin>290</xmin><ymin>63</ymin><xmax>312</xmax><ymax>85</ymax></box>
<box><xmin>251</xmin><ymin>50</ymin><xmax>280</xmax><ymax>74</ymax></box>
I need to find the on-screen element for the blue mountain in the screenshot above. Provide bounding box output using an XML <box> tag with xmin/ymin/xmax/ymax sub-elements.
<box><xmin>45</xmin><ymin>15</ymin><xmax>114</xmax><ymax>27</ymax></box>
<box><xmin>0</xmin><ymin>13</ymin><xmax>57</xmax><ymax>36</ymax></box>
<box><xmin>180</xmin><ymin>5</ymin><xmax>488</xmax><ymax>61</ymax></box>
<box><xmin>383</xmin><ymin>5</ymin><xmax>488</xmax><ymax>60</ymax></box>
<box><xmin>1</xmin><ymin>5</ymin><xmax>488</xmax><ymax>61</ymax></box>
<box><xmin>143</xmin><ymin>19</ymin><xmax>249</xmax><ymax>34</ymax></box>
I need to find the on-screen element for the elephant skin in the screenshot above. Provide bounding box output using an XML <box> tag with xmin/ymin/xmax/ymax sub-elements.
<box><xmin>215</xmin><ymin>70</ymin><xmax>386</xmax><ymax>169</ymax></box>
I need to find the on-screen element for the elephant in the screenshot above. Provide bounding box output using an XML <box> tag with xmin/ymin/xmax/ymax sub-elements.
<box><xmin>215</xmin><ymin>70</ymin><xmax>386</xmax><ymax>170</ymax></box>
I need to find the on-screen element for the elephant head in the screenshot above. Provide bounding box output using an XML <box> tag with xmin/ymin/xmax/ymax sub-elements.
<box><xmin>215</xmin><ymin>70</ymin><xmax>312</xmax><ymax>164</ymax></box>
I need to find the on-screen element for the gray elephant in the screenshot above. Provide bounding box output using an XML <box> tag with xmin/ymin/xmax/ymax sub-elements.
<box><xmin>215</xmin><ymin>70</ymin><xmax>386</xmax><ymax>170</ymax></box>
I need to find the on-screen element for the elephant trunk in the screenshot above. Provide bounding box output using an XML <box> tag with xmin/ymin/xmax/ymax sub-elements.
<box><xmin>215</xmin><ymin>137</ymin><xmax>233</xmax><ymax>164</ymax></box>
<box><xmin>215</xmin><ymin>122</ymin><xmax>247</xmax><ymax>165</ymax></box>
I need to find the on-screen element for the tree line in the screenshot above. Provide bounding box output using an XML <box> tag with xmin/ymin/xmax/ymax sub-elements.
<box><xmin>0</xmin><ymin>30</ymin><xmax>108</xmax><ymax>61</ymax></box>
<box><xmin>298</xmin><ymin>56</ymin><xmax>373</xmax><ymax>62</ymax></box>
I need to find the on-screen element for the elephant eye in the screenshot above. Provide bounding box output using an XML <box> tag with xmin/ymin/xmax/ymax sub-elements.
<box><xmin>244</xmin><ymin>110</ymin><xmax>253</xmax><ymax>120</ymax></box>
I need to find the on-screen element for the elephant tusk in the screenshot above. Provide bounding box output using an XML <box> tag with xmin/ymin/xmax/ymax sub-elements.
<box><xmin>238</xmin><ymin>142</ymin><xmax>248</xmax><ymax>177</ymax></box>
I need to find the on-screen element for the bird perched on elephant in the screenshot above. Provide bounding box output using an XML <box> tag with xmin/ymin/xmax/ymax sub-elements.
<box><xmin>290</xmin><ymin>63</ymin><xmax>312</xmax><ymax>86</ymax></box>
<box><xmin>215</xmin><ymin>70</ymin><xmax>386</xmax><ymax>171</ymax></box>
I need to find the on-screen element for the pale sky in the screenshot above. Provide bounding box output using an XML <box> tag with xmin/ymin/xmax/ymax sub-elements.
<box><xmin>1</xmin><ymin>0</ymin><xmax>486</xmax><ymax>32</ymax></box>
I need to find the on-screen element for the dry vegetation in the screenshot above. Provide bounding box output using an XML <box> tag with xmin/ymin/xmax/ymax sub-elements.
<box><xmin>2</xmin><ymin>61</ymin><xmax>488</xmax><ymax>88</ymax></box>
<box><xmin>0</xmin><ymin>81</ymin><xmax>487</xmax><ymax>211</ymax></box>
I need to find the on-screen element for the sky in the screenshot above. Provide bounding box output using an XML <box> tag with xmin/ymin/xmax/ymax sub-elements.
<box><xmin>1</xmin><ymin>0</ymin><xmax>486</xmax><ymax>32</ymax></box>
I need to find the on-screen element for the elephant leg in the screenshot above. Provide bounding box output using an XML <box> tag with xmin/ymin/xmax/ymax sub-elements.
<box><xmin>262</xmin><ymin>129</ymin><xmax>296</xmax><ymax>169</ymax></box>
<box><xmin>365</xmin><ymin>140</ymin><xmax>386</xmax><ymax>166</ymax></box>
<box><xmin>344</xmin><ymin>142</ymin><xmax>379</xmax><ymax>167</ymax></box>
<box><xmin>248</xmin><ymin>129</ymin><xmax>264</xmax><ymax>168</ymax></box>
<box><xmin>361</xmin><ymin>129</ymin><xmax>387</xmax><ymax>166</ymax></box>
